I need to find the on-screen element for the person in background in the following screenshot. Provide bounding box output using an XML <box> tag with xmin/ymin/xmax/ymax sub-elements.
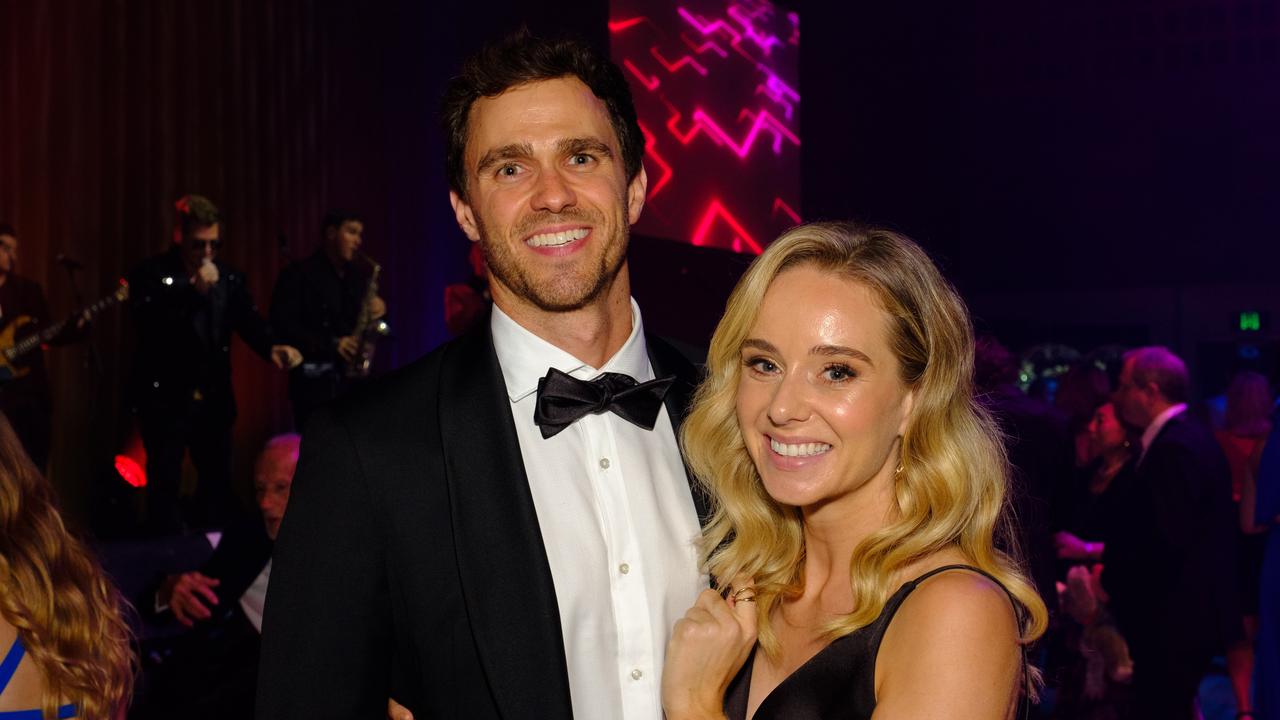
<box><xmin>1243</xmin><ymin>410</ymin><xmax>1280</xmax><ymax>720</ymax></box>
<box><xmin>1106</xmin><ymin>346</ymin><xmax>1239</xmax><ymax>720</ymax></box>
<box><xmin>1215</xmin><ymin>370</ymin><xmax>1274</xmax><ymax>720</ymax></box>
<box><xmin>0</xmin><ymin>222</ymin><xmax>88</xmax><ymax>471</ymax></box>
<box><xmin>143</xmin><ymin>434</ymin><xmax>299</xmax><ymax>718</ymax></box>
<box><xmin>0</xmin><ymin>413</ymin><xmax>134</xmax><ymax>719</ymax></box>
<box><xmin>270</xmin><ymin>210</ymin><xmax>387</xmax><ymax>430</ymax></box>
<box><xmin>127</xmin><ymin>194</ymin><xmax>301</xmax><ymax>535</ymax></box>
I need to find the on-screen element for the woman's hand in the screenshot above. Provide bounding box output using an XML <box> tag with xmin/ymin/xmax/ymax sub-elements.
<box><xmin>661</xmin><ymin>582</ymin><xmax>758</xmax><ymax>720</ymax></box>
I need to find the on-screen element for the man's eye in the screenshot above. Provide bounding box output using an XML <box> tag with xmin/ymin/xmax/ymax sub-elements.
<box><xmin>569</xmin><ymin>154</ymin><xmax>594</xmax><ymax>166</ymax></box>
<box><xmin>497</xmin><ymin>164</ymin><xmax>523</xmax><ymax>177</ymax></box>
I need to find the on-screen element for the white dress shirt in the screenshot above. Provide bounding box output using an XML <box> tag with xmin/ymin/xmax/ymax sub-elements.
<box><xmin>239</xmin><ymin>559</ymin><xmax>271</xmax><ymax>633</ymax></box>
<box><xmin>490</xmin><ymin>300</ymin><xmax>706</xmax><ymax>720</ymax></box>
<box><xmin>1138</xmin><ymin>402</ymin><xmax>1187</xmax><ymax>466</ymax></box>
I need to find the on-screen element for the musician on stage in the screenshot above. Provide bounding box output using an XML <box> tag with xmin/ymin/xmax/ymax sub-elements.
<box><xmin>0</xmin><ymin>222</ymin><xmax>92</xmax><ymax>470</ymax></box>
<box><xmin>127</xmin><ymin>195</ymin><xmax>302</xmax><ymax>536</ymax></box>
<box><xmin>269</xmin><ymin>209</ymin><xmax>387</xmax><ymax>431</ymax></box>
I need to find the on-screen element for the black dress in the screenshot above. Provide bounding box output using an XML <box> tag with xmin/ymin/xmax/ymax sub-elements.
<box><xmin>724</xmin><ymin>565</ymin><xmax>1027</xmax><ymax>720</ymax></box>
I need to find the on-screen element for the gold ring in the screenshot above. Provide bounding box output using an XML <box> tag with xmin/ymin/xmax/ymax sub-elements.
<box><xmin>731</xmin><ymin>587</ymin><xmax>756</xmax><ymax>603</ymax></box>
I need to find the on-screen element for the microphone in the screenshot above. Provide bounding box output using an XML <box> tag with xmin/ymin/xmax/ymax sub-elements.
<box><xmin>56</xmin><ymin>253</ymin><xmax>84</xmax><ymax>271</ymax></box>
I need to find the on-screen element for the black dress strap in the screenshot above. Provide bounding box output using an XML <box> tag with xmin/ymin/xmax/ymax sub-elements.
<box><xmin>906</xmin><ymin>564</ymin><xmax>1032</xmax><ymax>720</ymax></box>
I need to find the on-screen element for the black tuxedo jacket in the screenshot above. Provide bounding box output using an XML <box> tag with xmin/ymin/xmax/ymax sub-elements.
<box><xmin>1103</xmin><ymin>412</ymin><xmax>1239</xmax><ymax>660</ymax></box>
<box><xmin>256</xmin><ymin>324</ymin><xmax>707</xmax><ymax>719</ymax></box>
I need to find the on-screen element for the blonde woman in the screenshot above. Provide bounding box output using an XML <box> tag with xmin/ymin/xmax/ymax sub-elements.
<box><xmin>0</xmin><ymin>415</ymin><xmax>133</xmax><ymax>719</ymax></box>
<box><xmin>661</xmin><ymin>223</ymin><xmax>1047</xmax><ymax>720</ymax></box>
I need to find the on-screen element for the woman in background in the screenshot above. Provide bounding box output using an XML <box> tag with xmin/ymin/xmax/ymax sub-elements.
<box><xmin>661</xmin><ymin>223</ymin><xmax>1047</xmax><ymax>719</ymax></box>
<box><xmin>0</xmin><ymin>414</ymin><xmax>133</xmax><ymax>719</ymax></box>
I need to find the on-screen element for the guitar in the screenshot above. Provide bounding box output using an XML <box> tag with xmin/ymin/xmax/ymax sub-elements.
<box><xmin>0</xmin><ymin>280</ymin><xmax>130</xmax><ymax>382</ymax></box>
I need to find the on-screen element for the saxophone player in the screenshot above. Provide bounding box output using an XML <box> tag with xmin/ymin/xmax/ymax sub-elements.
<box><xmin>270</xmin><ymin>209</ymin><xmax>387</xmax><ymax>430</ymax></box>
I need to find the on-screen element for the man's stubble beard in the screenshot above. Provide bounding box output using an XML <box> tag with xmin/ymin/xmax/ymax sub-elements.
<box><xmin>476</xmin><ymin>203</ymin><xmax>631</xmax><ymax>314</ymax></box>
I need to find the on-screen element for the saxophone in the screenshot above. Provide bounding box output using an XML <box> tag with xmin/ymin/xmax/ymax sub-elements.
<box><xmin>346</xmin><ymin>252</ymin><xmax>389</xmax><ymax>378</ymax></box>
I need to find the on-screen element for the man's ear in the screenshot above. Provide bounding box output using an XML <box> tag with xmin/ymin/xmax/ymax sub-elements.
<box><xmin>626</xmin><ymin>165</ymin><xmax>648</xmax><ymax>226</ymax></box>
<box><xmin>449</xmin><ymin>190</ymin><xmax>481</xmax><ymax>242</ymax></box>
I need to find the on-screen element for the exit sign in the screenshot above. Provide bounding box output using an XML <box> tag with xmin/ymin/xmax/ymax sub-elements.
<box><xmin>1238</xmin><ymin>311</ymin><xmax>1268</xmax><ymax>332</ymax></box>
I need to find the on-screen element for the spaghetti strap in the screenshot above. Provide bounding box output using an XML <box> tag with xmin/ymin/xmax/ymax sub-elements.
<box><xmin>0</xmin><ymin>636</ymin><xmax>79</xmax><ymax>719</ymax></box>
<box><xmin>0</xmin><ymin>636</ymin><xmax>22</xmax><ymax>694</ymax></box>
<box><xmin>907</xmin><ymin>564</ymin><xmax>1032</xmax><ymax>720</ymax></box>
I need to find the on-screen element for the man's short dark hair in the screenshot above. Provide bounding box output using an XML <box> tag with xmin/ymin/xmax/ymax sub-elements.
<box><xmin>440</xmin><ymin>30</ymin><xmax>645</xmax><ymax>199</ymax></box>
<box><xmin>0</xmin><ymin>222</ymin><xmax>15</xmax><ymax>239</ymax></box>
<box><xmin>1124</xmin><ymin>346</ymin><xmax>1190</xmax><ymax>404</ymax></box>
<box><xmin>173</xmin><ymin>194</ymin><xmax>220</xmax><ymax>241</ymax></box>
<box><xmin>322</xmin><ymin>209</ymin><xmax>363</xmax><ymax>236</ymax></box>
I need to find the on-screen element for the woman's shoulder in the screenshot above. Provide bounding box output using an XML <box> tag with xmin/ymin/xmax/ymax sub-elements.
<box><xmin>893</xmin><ymin>558</ymin><xmax>1021</xmax><ymax>643</ymax></box>
<box><xmin>872</xmin><ymin>558</ymin><xmax>1023</xmax><ymax>719</ymax></box>
<box><xmin>0</xmin><ymin>616</ymin><xmax>46</xmax><ymax>710</ymax></box>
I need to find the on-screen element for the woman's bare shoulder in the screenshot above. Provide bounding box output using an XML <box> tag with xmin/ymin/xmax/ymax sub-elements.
<box><xmin>0</xmin><ymin>613</ymin><xmax>47</xmax><ymax>710</ymax></box>
<box><xmin>873</xmin><ymin>562</ymin><xmax>1023</xmax><ymax>720</ymax></box>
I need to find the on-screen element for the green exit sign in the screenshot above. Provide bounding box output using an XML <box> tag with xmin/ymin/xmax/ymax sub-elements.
<box><xmin>1239</xmin><ymin>311</ymin><xmax>1263</xmax><ymax>332</ymax></box>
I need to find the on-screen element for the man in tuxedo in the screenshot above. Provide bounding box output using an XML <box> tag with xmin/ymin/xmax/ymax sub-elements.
<box><xmin>1104</xmin><ymin>346</ymin><xmax>1239</xmax><ymax>720</ymax></box>
<box><xmin>257</xmin><ymin>32</ymin><xmax>708</xmax><ymax>720</ymax></box>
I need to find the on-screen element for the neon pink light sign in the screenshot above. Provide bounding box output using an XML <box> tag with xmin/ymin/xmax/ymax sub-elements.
<box><xmin>611</xmin><ymin>0</ymin><xmax>801</xmax><ymax>255</ymax></box>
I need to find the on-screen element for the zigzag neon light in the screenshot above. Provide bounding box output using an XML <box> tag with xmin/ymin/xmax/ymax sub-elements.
<box><xmin>727</xmin><ymin>4</ymin><xmax>783</xmax><ymax>55</ymax></box>
<box><xmin>623</xmin><ymin>59</ymin><xmax>660</xmax><ymax>91</ymax></box>
<box><xmin>755</xmin><ymin>73</ymin><xmax>801</xmax><ymax>120</ymax></box>
<box><xmin>680</xmin><ymin>32</ymin><xmax>728</xmax><ymax>59</ymax></box>
<box><xmin>666</xmin><ymin>107</ymin><xmax>800</xmax><ymax>158</ymax></box>
<box><xmin>608</xmin><ymin>16</ymin><xmax>646</xmax><ymax>33</ymax></box>
<box><xmin>772</xmin><ymin>197</ymin><xmax>801</xmax><ymax>224</ymax></box>
<box><xmin>649</xmin><ymin>46</ymin><xmax>708</xmax><ymax>76</ymax></box>
<box><xmin>692</xmin><ymin>199</ymin><xmax>762</xmax><ymax>255</ymax></box>
<box><xmin>638</xmin><ymin>121</ymin><xmax>673</xmax><ymax>201</ymax></box>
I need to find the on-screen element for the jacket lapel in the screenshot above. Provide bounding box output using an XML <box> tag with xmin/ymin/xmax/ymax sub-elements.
<box><xmin>647</xmin><ymin>335</ymin><xmax>712</xmax><ymax>525</ymax></box>
<box><xmin>437</xmin><ymin>328</ymin><xmax>573</xmax><ymax>719</ymax></box>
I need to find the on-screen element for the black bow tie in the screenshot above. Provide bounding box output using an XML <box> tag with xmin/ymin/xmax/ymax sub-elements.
<box><xmin>533</xmin><ymin>368</ymin><xmax>675</xmax><ymax>439</ymax></box>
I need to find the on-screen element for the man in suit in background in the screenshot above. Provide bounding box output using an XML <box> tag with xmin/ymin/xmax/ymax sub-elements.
<box><xmin>141</xmin><ymin>433</ymin><xmax>299</xmax><ymax>718</ymax></box>
<box><xmin>258</xmin><ymin>31</ymin><xmax>707</xmax><ymax>720</ymax></box>
<box><xmin>1105</xmin><ymin>345</ymin><xmax>1239</xmax><ymax>720</ymax></box>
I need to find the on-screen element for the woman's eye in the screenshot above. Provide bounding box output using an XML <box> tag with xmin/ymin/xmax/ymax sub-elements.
<box><xmin>822</xmin><ymin>364</ymin><xmax>856</xmax><ymax>382</ymax></box>
<box><xmin>745</xmin><ymin>357</ymin><xmax>778</xmax><ymax>374</ymax></box>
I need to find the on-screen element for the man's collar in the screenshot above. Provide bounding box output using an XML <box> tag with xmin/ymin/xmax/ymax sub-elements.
<box><xmin>1139</xmin><ymin>402</ymin><xmax>1188</xmax><ymax>461</ymax></box>
<box><xmin>490</xmin><ymin>299</ymin><xmax>652</xmax><ymax>402</ymax></box>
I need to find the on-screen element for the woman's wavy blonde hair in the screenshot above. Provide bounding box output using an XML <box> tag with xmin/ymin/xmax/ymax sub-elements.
<box><xmin>0</xmin><ymin>415</ymin><xmax>134</xmax><ymax>719</ymax></box>
<box><xmin>682</xmin><ymin>222</ymin><xmax>1048</xmax><ymax>658</ymax></box>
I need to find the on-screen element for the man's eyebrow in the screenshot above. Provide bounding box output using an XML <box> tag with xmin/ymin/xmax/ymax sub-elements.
<box><xmin>475</xmin><ymin>142</ymin><xmax>534</xmax><ymax>175</ymax></box>
<box><xmin>558</xmin><ymin>137</ymin><xmax>614</xmax><ymax>158</ymax></box>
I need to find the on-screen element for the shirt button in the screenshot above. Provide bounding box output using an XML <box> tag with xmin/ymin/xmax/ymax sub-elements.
<box><xmin>619</xmin><ymin>563</ymin><xmax>630</xmax><ymax>575</ymax></box>
<box><xmin>630</xmin><ymin>668</ymin><xmax>643</xmax><ymax>680</ymax></box>
<box><xmin>599</xmin><ymin>458</ymin><xmax>611</xmax><ymax>470</ymax></box>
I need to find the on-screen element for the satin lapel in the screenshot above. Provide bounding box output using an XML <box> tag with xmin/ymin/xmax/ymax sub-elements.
<box><xmin>647</xmin><ymin>335</ymin><xmax>712</xmax><ymax>525</ymax></box>
<box><xmin>437</xmin><ymin>328</ymin><xmax>573</xmax><ymax>718</ymax></box>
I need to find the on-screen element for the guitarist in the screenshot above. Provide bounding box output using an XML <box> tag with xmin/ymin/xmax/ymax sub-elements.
<box><xmin>0</xmin><ymin>222</ymin><xmax>85</xmax><ymax>470</ymax></box>
<box><xmin>127</xmin><ymin>195</ymin><xmax>302</xmax><ymax>536</ymax></box>
<box><xmin>269</xmin><ymin>209</ymin><xmax>386</xmax><ymax>431</ymax></box>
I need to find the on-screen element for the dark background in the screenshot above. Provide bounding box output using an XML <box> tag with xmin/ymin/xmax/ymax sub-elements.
<box><xmin>1</xmin><ymin>0</ymin><xmax>1277</xmax><ymax>521</ymax></box>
